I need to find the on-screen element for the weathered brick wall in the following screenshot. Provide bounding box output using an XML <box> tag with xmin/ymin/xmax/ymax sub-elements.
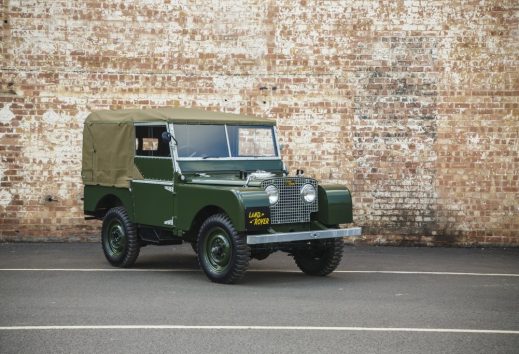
<box><xmin>0</xmin><ymin>0</ymin><xmax>517</xmax><ymax>245</ymax></box>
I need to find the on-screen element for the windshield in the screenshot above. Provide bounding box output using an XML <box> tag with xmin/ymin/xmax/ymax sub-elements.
<box><xmin>174</xmin><ymin>124</ymin><xmax>278</xmax><ymax>159</ymax></box>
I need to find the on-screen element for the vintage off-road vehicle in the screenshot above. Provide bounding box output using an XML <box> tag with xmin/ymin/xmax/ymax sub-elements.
<box><xmin>82</xmin><ymin>108</ymin><xmax>361</xmax><ymax>283</ymax></box>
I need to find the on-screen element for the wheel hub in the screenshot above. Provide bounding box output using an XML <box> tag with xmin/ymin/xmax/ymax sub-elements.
<box><xmin>205</xmin><ymin>231</ymin><xmax>231</xmax><ymax>271</ymax></box>
<box><xmin>107</xmin><ymin>222</ymin><xmax>126</xmax><ymax>256</ymax></box>
<box><xmin>211</xmin><ymin>245</ymin><xmax>224</xmax><ymax>257</ymax></box>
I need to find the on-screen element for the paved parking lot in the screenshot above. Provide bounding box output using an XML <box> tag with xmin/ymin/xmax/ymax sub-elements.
<box><xmin>1</xmin><ymin>243</ymin><xmax>518</xmax><ymax>353</ymax></box>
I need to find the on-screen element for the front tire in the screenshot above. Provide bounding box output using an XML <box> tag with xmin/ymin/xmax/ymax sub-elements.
<box><xmin>197</xmin><ymin>214</ymin><xmax>250</xmax><ymax>284</ymax></box>
<box><xmin>101</xmin><ymin>207</ymin><xmax>140</xmax><ymax>267</ymax></box>
<box><xmin>293</xmin><ymin>238</ymin><xmax>344</xmax><ymax>276</ymax></box>
<box><xmin>190</xmin><ymin>240</ymin><xmax>198</xmax><ymax>254</ymax></box>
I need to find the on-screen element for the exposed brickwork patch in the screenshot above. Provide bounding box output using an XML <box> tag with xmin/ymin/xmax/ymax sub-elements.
<box><xmin>0</xmin><ymin>0</ymin><xmax>517</xmax><ymax>246</ymax></box>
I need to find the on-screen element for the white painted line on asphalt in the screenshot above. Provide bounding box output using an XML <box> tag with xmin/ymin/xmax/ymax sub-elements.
<box><xmin>253</xmin><ymin>270</ymin><xmax>519</xmax><ymax>277</ymax></box>
<box><xmin>1</xmin><ymin>269</ymin><xmax>518</xmax><ymax>277</ymax></box>
<box><xmin>335</xmin><ymin>270</ymin><xmax>519</xmax><ymax>277</ymax></box>
<box><xmin>0</xmin><ymin>268</ymin><xmax>198</xmax><ymax>272</ymax></box>
<box><xmin>0</xmin><ymin>325</ymin><xmax>517</xmax><ymax>334</ymax></box>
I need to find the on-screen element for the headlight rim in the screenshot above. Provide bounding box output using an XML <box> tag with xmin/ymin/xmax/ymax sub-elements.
<box><xmin>300</xmin><ymin>183</ymin><xmax>317</xmax><ymax>203</ymax></box>
<box><xmin>264</xmin><ymin>185</ymin><xmax>279</xmax><ymax>205</ymax></box>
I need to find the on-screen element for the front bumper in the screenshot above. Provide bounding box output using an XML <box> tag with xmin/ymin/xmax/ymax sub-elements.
<box><xmin>246</xmin><ymin>227</ymin><xmax>362</xmax><ymax>245</ymax></box>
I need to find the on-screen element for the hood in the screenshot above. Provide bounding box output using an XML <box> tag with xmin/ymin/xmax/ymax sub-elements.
<box><xmin>186</xmin><ymin>171</ymin><xmax>278</xmax><ymax>188</ymax></box>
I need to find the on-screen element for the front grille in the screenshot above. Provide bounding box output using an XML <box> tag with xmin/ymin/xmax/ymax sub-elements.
<box><xmin>261</xmin><ymin>177</ymin><xmax>318</xmax><ymax>224</ymax></box>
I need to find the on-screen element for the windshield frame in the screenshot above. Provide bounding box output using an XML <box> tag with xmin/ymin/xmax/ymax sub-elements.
<box><xmin>171</xmin><ymin>123</ymin><xmax>281</xmax><ymax>161</ymax></box>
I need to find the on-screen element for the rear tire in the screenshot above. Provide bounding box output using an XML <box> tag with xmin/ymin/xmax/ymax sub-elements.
<box><xmin>197</xmin><ymin>213</ymin><xmax>250</xmax><ymax>284</ymax></box>
<box><xmin>293</xmin><ymin>238</ymin><xmax>344</xmax><ymax>276</ymax></box>
<box><xmin>101</xmin><ymin>207</ymin><xmax>140</xmax><ymax>267</ymax></box>
<box><xmin>251</xmin><ymin>250</ymin><xmax>271</xmax><ymax>261</ymax></box>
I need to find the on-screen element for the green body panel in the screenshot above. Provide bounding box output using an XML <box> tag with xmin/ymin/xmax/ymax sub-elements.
<box><xmin>84</xmin><ymin>179</ymin><xmax>354</xmax><ymax>234</ymax></box>
<box><xmin>83</xmin><ymin>185</ymin><xmax>135</xmax><ymax>220</ymax></box>
<box><xmin>237</xmin><ymin>189</ymin><xmax>269</xmax><ymax>208</ymax></box>
<box><xmin>131</xmin><ymin>157</ymin><xmax>175</xmax><ymax>228</ymax></box>
<box><xmin>134</xmin><ymin>157</ymin><xmax>174</xmax><ymax>180</ymax></box>
<box><xmin>178</xmin><ymin>159</ymin><xmax>283</xmax><ymax>174</ymax></box>
<box><xmin>175</xmin><ymin>183</ymin><xmax>270</xmax><ymax>232</ymax></box>
<box><xmin>315</xmin><ymin>185</ymin><xmax>353</xmax><ymax>225</ymax></box>
<box><xmin>131</xmin><ymin>181</ymin><xmax>175</xmax><ymax>228</ymax></box>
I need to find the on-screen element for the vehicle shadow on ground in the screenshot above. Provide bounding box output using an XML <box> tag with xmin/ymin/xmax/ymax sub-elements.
<box><xmin>133</xmin><ymin>253</ymin><xmax>352</xmax><ymax>286</ymax></box>
<box><xmin>134</xmin><ymin>253</ymin><xmax>200</xmax><ymax>270</ymax></box>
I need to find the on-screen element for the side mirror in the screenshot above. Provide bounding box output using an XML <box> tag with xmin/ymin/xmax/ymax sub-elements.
<box><xmin>161</xmin><ymin>131</ymin><xmax>172</xmax><ymax>144</ymax></box>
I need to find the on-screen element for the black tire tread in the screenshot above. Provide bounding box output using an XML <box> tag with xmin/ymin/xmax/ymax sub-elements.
<box><xmin>101</xmin><ymin>206</ymin><xmax>140</xmax><ymax>268</ymax></box>
<box><xmin>197</xmin><ymin>213</ymin><xmax>250</xmax><ymax>284</ymax></box>
<box><xmin>293</xmin><ymin>237</ymin><xmax>344</xmax><ymax>276</ymax></box>
<box><xmin>190</xmin><ymin>240</ymin><xmax>198</xmax><ymax>254</ymax></box>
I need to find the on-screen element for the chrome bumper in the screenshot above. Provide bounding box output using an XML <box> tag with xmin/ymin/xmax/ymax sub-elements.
<box><xmin>246</xmin><ymin>227</ymin><xmax>362</xmax><ymax>245</ymax></box>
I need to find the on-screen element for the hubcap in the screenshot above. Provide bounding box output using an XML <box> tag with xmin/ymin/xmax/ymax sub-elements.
<box><xmin>106</xmin><ymin>220</ymin><xmax>126</xmax><ymax>257</ymax></box>
<box><xmin>203</xmin><ymin>228</ymin><xmax>232</xmax><ymax>273</ymax></box>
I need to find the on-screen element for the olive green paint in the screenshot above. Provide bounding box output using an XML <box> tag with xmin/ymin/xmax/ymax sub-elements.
<box><xmin>134</xmin><ymin>157</ymin><xmax>174</xmax><ymax>180</ymax></box>
<box><xmin>85</xmin><ymin>182</ymin><xmax>353</xmax><ymax>233</ymax></box>
<box><xmin>83</xmin><ymin>186</ymin><xmax>134</xmax><ymax>220</ymax></box>
<box><xmin>178</xmin><ymin>159</ymin><xmax>283</xmax><ymax>174</ymax></box>
<box><xmin>131</xmin><ymin>181</ymin><xmax>175</xmax><ymax>227</ymax></box>
<box><xmin>315</xmin><ymin>185</ymin><xmax>353</xmax><ymax>225</ymax></box>
<box><xmin>174</xmin><ymin>184</ymin><xmax>270</xmax><ymax>232</ymax></box>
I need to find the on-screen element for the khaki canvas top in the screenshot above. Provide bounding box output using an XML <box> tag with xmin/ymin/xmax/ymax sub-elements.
<box><xmin>85</xmin><ymin>107</ymin><xmax>276</xmax><ymax>125</ymax></box>
<box><xmin>82</xmin><ymin>108</ymin><xmax>276</xmax><ymax>188</ymax></box>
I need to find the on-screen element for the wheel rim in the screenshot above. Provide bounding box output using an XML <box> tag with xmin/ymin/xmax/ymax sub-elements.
<box><xmin>106</xmin><ymin>219</ymin><xmax>126</xmax><ymax>257</ymax></box>
<box><xmin>203</xmin><ymin>227</ymin><xmax>232</xmax><ymax>274</ymax></box>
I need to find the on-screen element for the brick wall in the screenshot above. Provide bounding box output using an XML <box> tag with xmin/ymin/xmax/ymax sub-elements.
<box><xmin>0</xmin><ymin>0</ymin><xmax>517</xmax><ymax>245</ymax></box>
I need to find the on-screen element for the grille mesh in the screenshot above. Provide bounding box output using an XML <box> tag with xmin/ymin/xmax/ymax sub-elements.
<box><xmin>261</xmin><ymin>177</ymin><xmax>318</xmax><ymax>224</ymax></box>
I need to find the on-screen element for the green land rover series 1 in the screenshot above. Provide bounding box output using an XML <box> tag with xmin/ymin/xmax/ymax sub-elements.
<box><xmin>82</xmin><ymin>108</ymin><xmax>361</xmax><ymax>283</ymax></box>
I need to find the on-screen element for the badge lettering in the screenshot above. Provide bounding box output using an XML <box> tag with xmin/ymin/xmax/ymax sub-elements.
<box><xmin>248</xmin><ymin>211</ymin><xmax>270</xmax><ymax>226</ymax></box>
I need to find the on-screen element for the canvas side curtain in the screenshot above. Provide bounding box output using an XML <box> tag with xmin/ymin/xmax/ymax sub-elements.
<box><xmin>82</xmin><ymin>122</ymin><xmax>141</xmax><ymax>188</ymax></box>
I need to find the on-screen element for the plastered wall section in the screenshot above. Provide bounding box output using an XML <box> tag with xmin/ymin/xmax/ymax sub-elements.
<box><xmin>0</xmin><ymin>0</ymin><xmax>517</xmax><ymax>245</ymax></box>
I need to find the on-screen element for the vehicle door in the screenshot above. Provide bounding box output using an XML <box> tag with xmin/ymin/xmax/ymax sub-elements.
<box><xmin>131</xmin><ymin>123</ymin><xmax>176</xmax><ymax>228</ymax></box>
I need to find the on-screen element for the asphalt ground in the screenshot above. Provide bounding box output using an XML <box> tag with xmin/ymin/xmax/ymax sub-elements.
<box><xmin>0</xmin><ymin>243</ymin><xmax>518</xmax><ymax>354</ymax></box>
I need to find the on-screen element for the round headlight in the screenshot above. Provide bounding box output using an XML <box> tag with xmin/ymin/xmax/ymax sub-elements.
<box><xmin>265</xmin><ymin>185</ymin><xmax>279</xmax><ymax>205</ymax></box>
<box><xmin>301</xmin><ymin>184</ymin><xmax>316</xmax><ymax>203</ymax></box>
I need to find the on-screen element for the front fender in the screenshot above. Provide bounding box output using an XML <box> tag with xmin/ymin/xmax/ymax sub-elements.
<box><xmin>175</xmin><ymin>184</ymin><xmax>270</xmax><ymax>232</ymax></box>
<box><xmin>315</xmin><ymin>185</ymin><xmax>353</xmax><ymax>225</ymax></box>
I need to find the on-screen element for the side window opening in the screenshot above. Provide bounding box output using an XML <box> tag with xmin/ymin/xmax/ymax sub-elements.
<box><xmin>135</xmin><ymin>125</ymin><xmax>170</xmax><ymax>157</ymax></box>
